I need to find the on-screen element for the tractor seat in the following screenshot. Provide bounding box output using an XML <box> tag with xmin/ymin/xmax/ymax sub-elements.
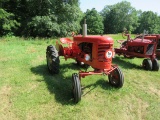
<box><xmin>60</xmin><ymin>38</ymin><xmax>73</xmax><ymax>44</ymax></box>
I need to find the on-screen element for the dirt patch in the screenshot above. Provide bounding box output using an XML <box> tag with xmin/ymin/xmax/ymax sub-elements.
<box><xmin>31</xmin><ymin>55</ymin><xmax>45</xmax><ymax>66</ymax></box>
<box><xmin>148</xmin><ymin>86</ymin><xmax>160</xmax><ymax>97</ymax></box>
<box><xmin>0</xmin><ymin>85</ymin><xmax>18</xmax><ymax>120</ymax></box>
<box><xmin>119</xmin><ymin>95</ymin><xmax>149</xmax><ymax>120</ymax></box>
<box><xmin>26</xmin><ymin>47</ymin><xmax>37</xmax><ymax>54</ymax></box>
<box><xmin>137</xmin><ymin>97</ymin><xmax>149</xmax><ymax>120</ymax></box>
<box><xmin>0</xmin><ymin>57</ymin><xmax>11</xmax><ymax>62</ymax></box>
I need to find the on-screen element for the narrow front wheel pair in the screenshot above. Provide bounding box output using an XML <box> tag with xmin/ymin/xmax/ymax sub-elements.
<box><xmin>72</xmin><ymin>68</ymin><xmax>124</xmax><ymax>104</ymax></box>
<box><xmin>142</xmin><ymin>59</ymin><xmax>159</xmax><ymax>71</ymax></box>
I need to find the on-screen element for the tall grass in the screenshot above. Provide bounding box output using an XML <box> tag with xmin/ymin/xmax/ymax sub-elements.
<box><xmin>0</xmin><ymin>35</ymin><xmax>160</xmax><ymax>120</ymax></box>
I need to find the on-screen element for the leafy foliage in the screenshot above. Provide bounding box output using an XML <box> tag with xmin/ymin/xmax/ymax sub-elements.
<box><xmin>101</xmin><ymin>1</ymin><xmax>139</xmax><ymax>34</ymax></box>
<box><xmin>1</xmin><ymin>0</ymin><xmax>82</xmax><ymax>37</ymax></box>
<box><xmin>0</xmin><ymin>0</ymin><xmax>160</xmax><ymax>37</ymax></box>
<box><xmin>27</xmin><ymin>15</ymin><xmax>60</xmax><ymax>37</ymax></box>
<box><xmin>135</xmin><ymin>11</ymin><xmax>160</xmax><ymax>34</ymax></box>
<box><xmin>0</xmin><ymin>8</ymin><xmax>20</xmax><ymax>36</ymax></box>
<box><xmin>56</xmin><ymin>3</ymin><xmax>83</xmax><ymax>36</ymax></box>
<box><xmin>82</xmin><ymin>8</ymin><xmax>104</xmax><ymax>35</ymax></box>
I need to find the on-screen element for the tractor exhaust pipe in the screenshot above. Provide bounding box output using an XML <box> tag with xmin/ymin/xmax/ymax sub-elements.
<box><xmin>83</xmin><ymin>19</ymin><xmax>87</xmax><ymax>37</ymax></box>
<box><xmin>142</xmin><ymin>30</ymin><xmax>148</xmax><ymax>42</ymax></box>
<box><xmin>141</xmin><ymin>30</ymin><xmax>145</xmax><ymax>42</ymax></box>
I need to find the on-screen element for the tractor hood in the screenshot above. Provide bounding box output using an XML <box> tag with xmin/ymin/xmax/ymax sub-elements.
<box><xmin>74</xmin><ymin>35</ymin><xmax>113</xmax><ymax>44</ymax></box>
<box><xmin>132</xmin><ymin>38</ymin><xmax>153</xmax><ymax>44</ymax></box>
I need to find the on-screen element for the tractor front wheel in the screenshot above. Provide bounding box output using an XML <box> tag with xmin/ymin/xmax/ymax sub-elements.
<box><xmin>46</xmin><ymin>45</ymin><xmax>60</xmax><ymax>74</ymax></box>
<box><xmin>152</xmin><ymin>59</ymin><xmax>159</xmax><ymax>71</ymax></box>
<box><xmin>72</xmin><ymin>73</ymin><xmax>81</xmax><ymax>103</ymax></box>
<box><xmin>142</xmin><ymin>59</ymin><xmax>152</xmax><ymax>70</ymax></box>
<box><xmin>108</xmin><ymin>67</ymin><xmax>124</xmax><ymax>88</ymax></box>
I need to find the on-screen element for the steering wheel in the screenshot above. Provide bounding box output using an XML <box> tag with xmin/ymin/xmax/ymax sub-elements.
<box><xmin>122</xmin><ymin>30</ymin><xmax>131</xmax><ymax>41</ymax></box>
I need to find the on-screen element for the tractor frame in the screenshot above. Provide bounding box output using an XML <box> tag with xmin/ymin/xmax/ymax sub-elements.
<box><xmin>46</xmin><ymin>22</ymin><xmax>124</xmax><ymax>103</ymax></box>
<box><xmin>115</xmin><ymin>32</ymin><xmax>160</xmax><ymax>71</ymax></box>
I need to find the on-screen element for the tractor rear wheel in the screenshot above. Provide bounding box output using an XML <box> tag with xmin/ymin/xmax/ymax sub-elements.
<box><xmin>108</xmin><ymin>67</ymin><xmax>124</xmax><ymax>88</ymax></box>
<box><xmin>152</xmin><ymin>59</ymin><xmax>159</xmax><ymax>71</ymax></box>
<box><xmin>142</xmin><ymin>59</ymin><xmax>152</xmax><ymax>70</ymax></box>
<box><xmin>46</xmin><ymin>45</ymin><xmax>60</xmax><ymax>74</ymax></box>
<box><xmin>72</xmin><ymin>73</ymin><xmax>81</xmax><ymax>103</ymax></box>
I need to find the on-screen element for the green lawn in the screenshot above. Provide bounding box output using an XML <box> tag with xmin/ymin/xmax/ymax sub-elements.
<box><xmin>0</xmin><ymin>35</ymin><xmax>160</xmax><ymax>120</ymax></box>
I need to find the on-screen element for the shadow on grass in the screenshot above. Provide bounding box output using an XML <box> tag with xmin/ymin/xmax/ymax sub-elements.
<box><xmin>113</xmin><ymin>56</ymin><xmax>142</xmax><ymax>70</ymax></box>
<box><xmin>81</xmin><ymin>79</ymin><xmax>116</xmax><ymax>97</ymax></box>
<box><xmin>31</xmin><ymin>63</ymin><xmax>77</xmax><ymax>105</ymax></box>
<box><xmin>31</xmin><ymin>62</ymin><xmax>116</xmax><ymax>105</ymax></box>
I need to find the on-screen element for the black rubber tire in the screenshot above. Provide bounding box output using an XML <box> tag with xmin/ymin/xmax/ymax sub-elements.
<box><xmin>72</xmin><ymin>73</ymin><xmax>81</xmax><ymax>103</ymax></box>
<box><xmin>108</xmin><ymin>67</ymin><xmax>124</xmax><ymax>88</ymax></box>
<box><xmin>142</xmin><ymin>59</ymin><xmax>152</xmax><ymax>71</ymax></box>
<box><xmin>152</xmin><ymin>59</ymin><xmax>159</xmax><ymax>71</ymax></box>
<box><xmin>46</xmin><ymin>45</ymin><xmax>60</xmax><ymax>74</ymax></box>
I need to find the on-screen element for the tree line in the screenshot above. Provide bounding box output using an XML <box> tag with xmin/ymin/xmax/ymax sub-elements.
<box><xmin>0</xmin><ymin>0</ymin><xmax>160</xmax><ymax>37</ymax></box>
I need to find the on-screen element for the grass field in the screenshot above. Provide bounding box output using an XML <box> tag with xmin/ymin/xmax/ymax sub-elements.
<box><xmin>0</xmin><ymin>35</ymin><xmax>160</xmax><ymax>120</ymax></box>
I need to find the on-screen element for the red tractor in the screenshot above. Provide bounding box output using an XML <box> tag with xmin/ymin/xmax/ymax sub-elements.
<box><xmin>46</xmin><ymin>22</ymin><xmax>124</xmax><ymax>103</ymax></box>
<box><xmin>115</xmin><ymin>31</ymin><xmax>160</xmax><ymax>71</ymax></box>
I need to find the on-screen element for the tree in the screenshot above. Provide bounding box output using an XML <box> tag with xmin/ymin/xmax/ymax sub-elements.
<box><xmin>55</xmin><ymin>0</ymin><xmax>83</xmax><ymax>36</ymax></box>
<box><xmin>135</xmin><ymin>11</ymin><xmax>160</xmax><ymax>34</ymax></box>
<box><xmin>0</xmin><ymin>8</ymin><xmax>20</xmax><ymax>36</ymax></box>
<box><xmin>0</xmin><ymin>0</ymin><xmax>20</xmax><ymax>36</ymax></box>
<box><xmin>82</xmin><ymin>8</ymin><xmax>104</xmax><ymax>35</ymax></box>
<box><xmin>101</xmin><ymin>1</ymin><xmax>139</xmax><ymax>34</ymax></box>
<box><xmin>16</xmin><ymin>0</ymin><xmax>56</xmax><ymax>36</ymax></box>
<box><xmin>24</xmin><ymin>0</ymin><xmax>83</xmax><ymax>37</ymax></box>
<box><xmin>27</xmin><ymin>15</ymin><xmax>60</xmax><ymax>37</ymax></box>
<box><xmin>1</xmin><ymin>0</ymin><xmax>83</xmax><ymax>37</ymax></box>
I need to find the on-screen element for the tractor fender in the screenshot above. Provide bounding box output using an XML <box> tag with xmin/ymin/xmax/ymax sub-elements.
<box><xmin>56</xmin><ymin>41</ymin><xmax>64</xmax><ymax>56</ymax></box>
<box><xmin>60</xmin><ymin>38</ymin><xmax>73</xmax><ymax>44</ymax></box>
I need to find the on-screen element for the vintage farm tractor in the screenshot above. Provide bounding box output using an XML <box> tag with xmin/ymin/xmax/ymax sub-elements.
<box><xmin>46</xmin><ymin>21</ymin><xmax>124</xmax><ymax>103</ymax></box>
<box><xmin>115</xmin><ymin>30</ymin><xmax>160</xmax><ymax>71</ymax></box>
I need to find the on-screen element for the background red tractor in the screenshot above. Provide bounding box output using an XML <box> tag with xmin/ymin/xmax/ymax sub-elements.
<box><xmin>46</xmin><ymin>21</ymin><xmax>124</xmax><ymax>103</ymax></box>
<box><xmin>115</xmin><ymin>31</ymin><xmax>160</xmax><ymax>71</ymax></box>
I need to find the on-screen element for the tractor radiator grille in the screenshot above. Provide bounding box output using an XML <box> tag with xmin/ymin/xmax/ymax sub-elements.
<box><xmin>146</xmin><ymin>44</ymin><xmax>154</xmax><ymax>55</ymax></box>
<box><xmin>98</xmin><ymin>44</ymin><xmax>110</xmax><ymax>62</ymax></box>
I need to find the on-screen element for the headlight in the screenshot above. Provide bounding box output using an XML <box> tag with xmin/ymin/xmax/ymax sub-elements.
<box><xmin>105</xmin><ymin>51</ymin><xmax>112</xmax><ymax>59</ymax></box>
<box><xmin>84</xmin><ymin>54</ymin><xmax>90</xmax><ymax>61</ymax></box>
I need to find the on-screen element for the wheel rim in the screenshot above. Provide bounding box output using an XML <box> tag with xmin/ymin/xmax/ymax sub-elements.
<box><xmin>142</xmin><ymin>59</ymin><xmax>152</xmax><ymax>70</ymax></box>
<box><xmin>143</xmin><ymin>60</ymin><xmax>147</xmax><ymax>69</ymax></box>
<box><xmin>110</xmin><ymin>71</ymin><xmax>119</xmax><ymax>85</ymax></box>
<box><xmin>108</xmin><ymin>67</ymin><xmax>124</xmax><ymax>88</ymax></box>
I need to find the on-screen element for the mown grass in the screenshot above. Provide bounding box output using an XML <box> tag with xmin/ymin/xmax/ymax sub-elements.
<box><xmin>0</xmin><ymin>35</ymin><xmax>160</xmax><ymax>120</ymax></box>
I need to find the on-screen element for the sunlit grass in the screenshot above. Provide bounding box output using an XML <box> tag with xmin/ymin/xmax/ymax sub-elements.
<box><xmin>0</xmin><ymin>35</ymin><xmax>160</xmax><ymax>120</ymax></box>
